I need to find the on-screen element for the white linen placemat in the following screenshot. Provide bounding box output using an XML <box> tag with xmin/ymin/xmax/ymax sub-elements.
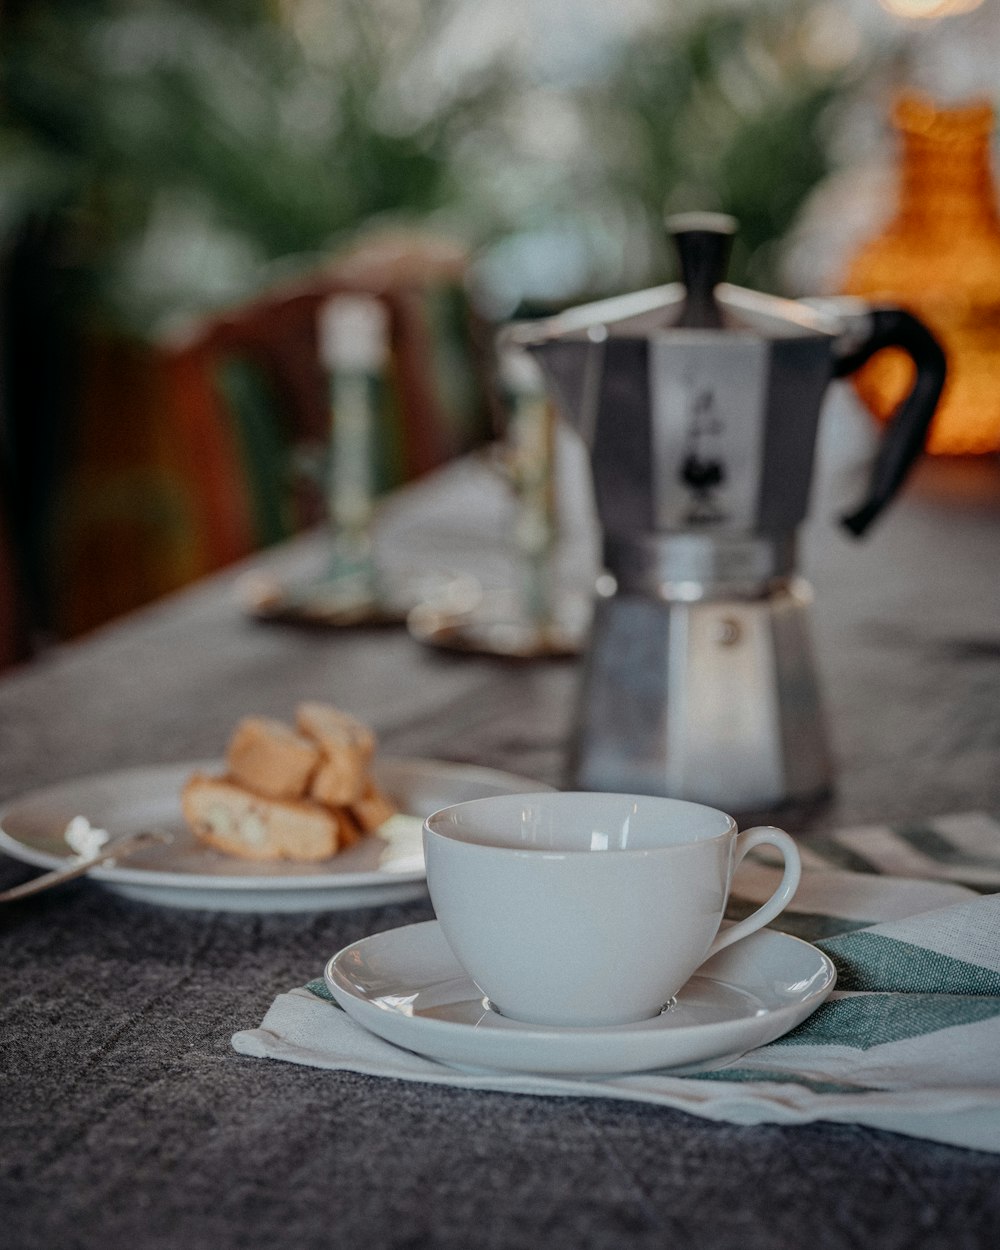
<box><xmin>233</xmin><ymin>812</ymin><xmax>1000</xmax><ymax>1152</ymax></box>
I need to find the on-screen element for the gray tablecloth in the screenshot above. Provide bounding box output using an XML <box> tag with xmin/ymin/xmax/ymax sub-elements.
<box><xmin>5</xmin><ymin>881</ymin><xmax>1000</xmax><ymax>1250</ymax></box>
<box><xmin>3</xmin><ymin>451</ymin><xmax>1000</xmax><ymax>1248</ymax></box>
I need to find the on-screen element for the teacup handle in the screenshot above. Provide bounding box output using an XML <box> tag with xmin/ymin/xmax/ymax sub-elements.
<box><xmin>705</xmin><ymin>826</ymin><xmax>801</xmax><ymax>958</ymax></box>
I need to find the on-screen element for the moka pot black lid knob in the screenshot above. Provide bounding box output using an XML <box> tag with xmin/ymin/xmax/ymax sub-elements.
<box><xmin>667</xmin><ymin>212</ymin><xmax>737</xmax><ymax>329</ymax></box>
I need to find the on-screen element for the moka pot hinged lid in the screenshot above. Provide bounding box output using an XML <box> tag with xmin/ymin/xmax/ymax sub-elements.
<box><xmin>505</xmin><ymin>213</ymin><xmax>947</xmax><ymax>542</ymax></box>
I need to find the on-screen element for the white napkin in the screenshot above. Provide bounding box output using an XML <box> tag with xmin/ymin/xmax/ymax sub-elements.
<box><xmin>233</xmin><ymin>812</ymin><xmax>1000</xmax><ymax>1153</ymax></box>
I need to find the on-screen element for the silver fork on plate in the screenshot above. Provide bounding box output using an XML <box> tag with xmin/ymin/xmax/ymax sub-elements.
<box><xmin>0</xmin><ymin>826</ymin><xmax>173</xmax><ymax>903</ymax></box>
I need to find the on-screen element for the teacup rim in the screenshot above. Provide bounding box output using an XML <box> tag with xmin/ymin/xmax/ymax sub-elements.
<box><xmin>423</xmin><ymin>790</ymin><xmax>739</xmax><ymax>854</ymax></box>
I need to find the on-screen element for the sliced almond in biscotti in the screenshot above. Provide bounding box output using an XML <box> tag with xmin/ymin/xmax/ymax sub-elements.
<box><xmin>181</xmin><ymin>772</ymin><xmax>343</xmax><ymax>862</ymax></box>
<box><xmin>350</xmin><ymin>779</ymin><xmax>397</xmax><ymax>832</ymax></box>
<box><xmin>225</xmin><ymin>716</ymin><xmax>321</xmax><ymax>800</ymax></box>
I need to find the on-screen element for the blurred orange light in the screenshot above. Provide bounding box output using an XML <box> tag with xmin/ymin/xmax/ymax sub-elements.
<box><xmin>842</xmin><ymin>93</ymin><xmax>1000</xmax><ymax>455</ymax></box>
<box><xmin>877</xmin><ymin>0</ymin><xmax>984</xmax><ymax>17</ymax></box>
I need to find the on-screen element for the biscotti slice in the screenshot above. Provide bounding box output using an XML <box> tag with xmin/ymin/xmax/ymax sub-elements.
<box><xmin>309</xmin><ymin>751</ymin><xmax>369</xmax><ymax>806</ymax></box>
<box><xmin>349</xmin><ymin>779</ymin><xmax>397</xmax><ymax>832</ymax></box>
<box><xmin>225</xmin><ymin>716</ymin><xmax>321</xmax><ymax>800</ymax></box>
<box><xmin>296</xmin><ymin>702</ymin><xmax>375</xmax><ymax>805</ymax></box>
<box><xmin>337</xmin><ymin>807</ymin><xmax>364</xmax><ymax>849</ymax></box>
<box><xmin>296</xmin><ymin>702</ymin><xmax>376</xmax><ymax>762</ymax></box>
<box><xmin>181</xmin><ymin>772</ymin><xmax>342</xmax><ymax>862</ymax></box>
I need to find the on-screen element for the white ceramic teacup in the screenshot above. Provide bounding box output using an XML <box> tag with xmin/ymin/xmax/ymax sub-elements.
<box><xmin>423</xmin><ymin>791</ymin><xmax>801</xmax><ymax>1028</ymax></box>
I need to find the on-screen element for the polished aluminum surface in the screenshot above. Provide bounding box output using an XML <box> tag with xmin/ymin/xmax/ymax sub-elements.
<box><xmin>602</xmin><ymin>533</ymin><xmax>798</xmax><ymax>599</ymax></box>
<box><xmin>568</xmin><ymin>583</ymin><xmax>831</xmax><ymax>812</ymax></box>
<box><xmin>523</xmin><ymin>273</ymin><xmax>847</xmax><ymax>809</ymax></box>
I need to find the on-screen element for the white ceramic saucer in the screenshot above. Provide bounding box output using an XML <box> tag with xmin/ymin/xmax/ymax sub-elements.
<box><xmin>324</xmin><ymin>920</ymin><xmax>836</xmax><ymax>1076</ymax></box>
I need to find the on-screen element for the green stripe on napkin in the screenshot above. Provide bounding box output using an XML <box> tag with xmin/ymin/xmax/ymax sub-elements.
<box><xmin>771</xmin><ymin>992</ymin><xmax>1000</xmax><ymax>1050</ymax></box>
<box><xmin>306</xmin><ymin>978</ymin><xmax>336</xmax><ymax>1002</ymax></box>
<box><xmin>726</xmin><ymin>898</ymin><xmax>874</xmax><ymax>942</ymax></box>
<box><xmin>818</xmin><ymin>932</ymin><xmax>1000</xmax><ymax>995</ymax></box>
<box><xmin>688</xmin><ymin>1068</ymin><xmax>876</xmax><ymax>1094</ymax></box>
<box><xmin>895</xmin><ymin>823</ymin><xmax>1000</xmax><ymax>872</ymax></box>
<box><xmin>801</xmin><ymin>838</ymin><xmax>882</xmax><ymax>875</ymax></box>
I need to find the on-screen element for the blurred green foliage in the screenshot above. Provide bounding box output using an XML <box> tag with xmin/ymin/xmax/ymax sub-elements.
<box><xmin>0</xmin><ymin>0</ymin><xmax>878</xmax><ymax>647</ymax></box>
<box><xmin>0</xmin><ymin>0</ymin><xmax>869</xmax><ymax>334</ymax></box>
<box><xmin>0</xmin><ymin>0</ymin><xmax>513</xmax><ymax>333</ymax></box>
<box><xmin>574</xmin><ymin>0</ymin><xmax>867</xmax><ymax>295</ymax></box>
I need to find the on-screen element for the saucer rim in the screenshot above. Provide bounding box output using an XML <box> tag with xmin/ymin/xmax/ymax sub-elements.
<box><xmin>323</xmin><ymin>919</ymin><xmax>837</xmax><ymax>1075</ymax></box>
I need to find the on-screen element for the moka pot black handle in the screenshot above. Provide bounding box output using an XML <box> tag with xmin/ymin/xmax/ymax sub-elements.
<box><xmin>832</xmin><ymin>306</ymin><xmax>947</xmax><ymax>537</ymax></box>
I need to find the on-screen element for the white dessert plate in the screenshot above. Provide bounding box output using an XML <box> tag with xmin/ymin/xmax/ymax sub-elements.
<box><xmin>324</xmin><ymin>920</ymin><xmax>837</xmax><ymax>1076</ymax></box>
<box><xmin>0</xmin><ymin>758</ymin><xmax>548</xmax><ymax>912</ymax></box>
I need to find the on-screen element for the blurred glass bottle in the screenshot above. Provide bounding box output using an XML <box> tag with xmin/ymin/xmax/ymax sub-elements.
<box><xmin>500</xmin><ymin>345</ymin><xmax>559</xmax><ymax>636</ymax></box>
<box><xmin>842</xmin><ymin>91</ymin><xmax>1000</xmax><ymax>454</ymax></box>
<box><xmin>319</xmin><ymin>292</ymin><xmax>389</xmax><ymax>606</ymax></box>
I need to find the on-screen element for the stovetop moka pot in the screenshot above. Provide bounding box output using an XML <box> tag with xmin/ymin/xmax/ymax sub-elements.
<box><xmin>509</xmin><ymin>213</ymin><xmax>946</xmax><ymax>812</ymax></box>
